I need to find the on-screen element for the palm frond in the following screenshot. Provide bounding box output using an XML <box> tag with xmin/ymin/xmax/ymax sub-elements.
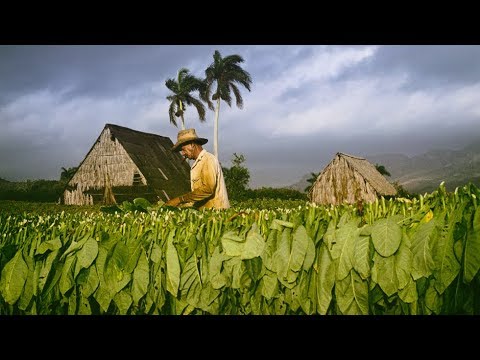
<box><xmin>168</xmin><ymin>101</ymin><xmax>178</xmax><ymax>127</ymax></box>
<box><xmin>187</xmin><ymin>96</ymin><xmax>206</xmax><ymax>121</ymax></box>
<box><xmin>230</xmin><ymin>83</ymin><xmax>243</xmax><ymax>109</ymax></box>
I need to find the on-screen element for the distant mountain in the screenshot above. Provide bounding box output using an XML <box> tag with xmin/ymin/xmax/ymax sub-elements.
<box><xmin>289</xmin><ymin>138</ymin><xmax>480</xmax><ymax>194</ymax></box>
<box><xmin>289</xmin><ymin>173</ymin><xmax>313</xmax><ymax>193</ymax></box>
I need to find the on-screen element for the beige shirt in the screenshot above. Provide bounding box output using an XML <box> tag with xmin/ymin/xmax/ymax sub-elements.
<box><xmin>181</xmin><ymin>149</ymin><xmax>230</xmax><ymax>209</ymax></box>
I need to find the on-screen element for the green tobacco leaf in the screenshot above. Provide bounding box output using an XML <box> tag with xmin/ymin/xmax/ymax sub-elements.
<box><xmin>454</xmin><ymin>240</ymin><xmax>463</xmax><ymax>263</ymax></box>
<box><xmin>371</xmin><ymin>216</ymin><xmax>402</xmax><ymax>257</ymax></box>
<box><xmin>335</xmin><ymin>270</ymin><xmax>369</xmax><ymax>315</ymax></box>
<box><xmin>59</xmin><ymin>256</ymin><xmax>76</xmax><ymax>295</ymax></box>
<box><xmin>35</xmin><ymin>237</ymin><xmax>62</xmax><ymax>255</ymax></box>
<box><xmin>425</xmin><ymin>280</ymin><xmax>443</xmax><ymax>314</ymax></box>
<box><xmin>152</xmin><ymin>263</ymin><xmax>165</xmax><ymax>312</ymax></box>
<box><xmin>434</xmin><ymin>208</ymin><xmax>462</xmax><ymax>294</ymax></box>
<box><xmin>395</xmin><ymin>242</ymin><xmax>412</xmax><ymax>291</ymax></box>
<box><xmin>17</xmin><ymin>255</ymin><xmax>35</xmax><ymax>311</ymax></box>
<box><xmin>125</xmin><ymin>238</ymin><xmax>144</xmax><ymax>274</ymax></box>
<box><xmin>398</xmin><ymin>276</ymin><xmax>418</xmax><ymax>303</ymax></box>
<box><xmin>221</xmin><ymin>231</ymin><xmax>245</xmax><ymax>257</ymax></box>
<box><xmin>323</xmin><ymin>219</ymin><xmax>337</xmax><ymax>254</ymax></box>
<box><xmin>93</xmin><ymin>247</ymin><xmax>113</xmax><ymax>312</ymax></box>
<box><xmin>166</xmin><ymin>233</ymin><xmax>180</xmax><ymax>297</ymax></box>
<box><xmin>0</xmin><ymin>250</ymin><xmax>29</xmax><ymax>304</ymax></box>
<box><xmin>38</xmin><ymin>250</ymin><xmax>59</xmax><ymax>293</ymax></box>
<box><xmin>464</xmin><ymin>208</ymin><xmax>480</xmax><ymax>283</ymax></box>
<box><xmin>133</xmin><ymin>197</ymin><xmax>151</xmax><ymax>211</ymax></box>
<box><xmin>298</xmin><ymin>270</ymin><xmax>313</xmax><ymax>315</ymax></box>
<box><xmin>261</xmin><ymin>270</ymin><xmax>279</xmax><ymax>300</ymax></box>
<box><xmin>180</xmin><ymin>254</ymin><xmax>202</xmax><ymax>307</ymax></box>
<box><xmin>78</xmin><ymin>296</ymin><xmax>92</xmax><ymax>315</ymax></box>
<box><xmin>360</xmin><ymin>224</ymin><xmax>372</xmax><ymax>236</ymax></box>
<box><xmin>289</xmin><ymin>225</ymin><xmax>309</xmax><ymax>272</ymax></box>
<box><xmin>198</xmin><ymin>284</ymin><xmax>221</xmax><ymax>313</ymax></box>
<box><xmin>330</xmin><ymin>218</ymin><xmax>359</xmax><ymax>261</ymax></box>
<box><xmin>32</xmin><ymin>261</ymin><xmax>40</xmax><ymax>297</ymax></box>
<box><xmin>77</xmin><ymin>238</ymin><xmax>99</xmax><ymax>270</ymax></box>
<box><xmin>272</xmin><ymin>225</ymin><xmax>301</xmax><ymax>286</ymax></box>
<box><xmin>411</xmin><ymin>219</ymin><xmax>436</xmax><ymax>280</ymax></box>
<box><xmin>274</xmin><ymin>293</ymin><xmax>287</xmax><ymax>315</ymax></box>
<box><xmin>103</xmin><ymin>261</ymin><xmax>131</xmax><ymax>297</ymax></box>
<box><xmin>209</xmin><ymin>247</ymin><xmax>228</xmax><ymax>289</ymax></box>
<box><xmin>270</xmin><ymin>219</ymin><xmax>294</xmax><ymax>230</ymax></box>
<box><xmin>335</xmin><ymin>222</ymin><xmax>359</xmax><ymax>281</ymax></box>
<box><xmin>78</xmin><ymin>265</ymin><xmax>99</xmax><ymax>298</ymax></box>
<box><xmin>110</xmin><ymin>242</ymin><xmax>129</xmax><ymax>272</ymax></box>
<box><xmin>272</xmin><ymin>228</ymin><xmax>292</xmax><ymax>280</ymax></box>
<box><xmin>353</xmin><ymin>234</ymin><xmax>370</xmax><ymax>280</ymax></box>
<box><xmin>338</xmin><ymin>211</ymin><xmax>352</xmax><ymax>227</ymax></box>
<box><xmin>150</xmin><ymin>243</ymin><xmax>162</xmax><ymax>264</ymax></box>
<box><xmin>285</xmin><ymin>285</ymin><xmax>301</xmax><ymax>312</ymax></box>
<box><xmin>68</xmin><ymin>287</ymin><xmax>77</xmax><ymax>315</ymax></box>
<box><xmin>242</xmin><ymin>224</ymin><xmax>265</xmax><ymax>260</ymax></box>
<box><xmin>231</xmin><ymin>258</ymin><xmax>247</xmax><ymax>289</ymax></box>
<box><xmin>245</xmin><ymin>257</ymin><xmax>263</xmax><ymax>282</ymax></box>
<box><xmin>302</xmin><ymin>234</ymin><xmax>316</xmax><ymax>272</ymax></box>
<box><xmin>132</xmin><ymin>251</ymin><xmax>149</xmax><ymax>305</ymax></box>
<box><xmin>307</xmin><ymin>267</ymin><xmax>317</xmax><ymax>315</ymax></box>
<box><xmin>60</xmin><ymin>235</ymin><xmax>89</xmax><ymax>261</ymax></box>
<box><xmin>104</xmin><ymin>242</ymin><xmax>132</xmax><ymax>295</ymax></box>
<box><xmin>372</xmin><ymin>252</ymin><xmax>398</xmax><ymax>297</ymax></box>
<box><xmin>261</xmin><ymin>229</ymin><xmax>278</xmax><ymax>271</ymax></box>
<box><xmin>316</xmin><ymin>243</ymin><xmax>336</xmax><ymax>315</ymax></box>
<box><xmin>114</xmin><ymin>290</ymin><xmax>133</xmax><ymax>315</ymax></box>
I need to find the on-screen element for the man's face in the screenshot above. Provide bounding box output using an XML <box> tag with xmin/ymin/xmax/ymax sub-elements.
<box><xmin>181</xmin><ymin>142</ymin><xmax>196</xmax><ymax>160</ymax></box>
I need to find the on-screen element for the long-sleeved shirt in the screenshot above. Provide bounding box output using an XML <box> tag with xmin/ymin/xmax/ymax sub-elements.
<box><xmin>180</xmin><ymin>149</ymin><xmax>230</xmax><ymax>209</ymax></box>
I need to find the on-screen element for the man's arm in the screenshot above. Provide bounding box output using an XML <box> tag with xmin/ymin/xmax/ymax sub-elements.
<box><xmin>165</xmin><ymin>157</ymin><xmax>216</xmax><ymax>206</ymax></box>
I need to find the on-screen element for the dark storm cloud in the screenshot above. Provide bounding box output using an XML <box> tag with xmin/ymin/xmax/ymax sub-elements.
<box><xmin>0</xmin><ymin>46</ymin><xmax>217</xmax><ymax>102</ymax></box>
<box><xmin>338</xmin><ymin>45</ymin><xmax>480</xmax><ymax>90</ymax></box>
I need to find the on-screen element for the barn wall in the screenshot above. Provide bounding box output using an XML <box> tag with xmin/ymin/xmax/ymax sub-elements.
<box><xmin>310</xmin><ymin>155</ymin><xmax>379</xmax><ymax>205</ymax></box>
<box><xmin>63</xmin><ymin>128</ymin><xmax>145</xmax><ymax>205</ymax></box>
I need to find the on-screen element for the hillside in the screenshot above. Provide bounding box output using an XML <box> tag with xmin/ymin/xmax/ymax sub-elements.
<box><xmin>289</xmin><ymin>138</ymin><xmax>480</xmax><ymax>194</ymax></box>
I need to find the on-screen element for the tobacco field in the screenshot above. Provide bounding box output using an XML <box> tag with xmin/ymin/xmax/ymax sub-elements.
<box><xmin>1</xmin><ymin>183</ymin><xmax>479</xmax><ymax>315</ymax></box>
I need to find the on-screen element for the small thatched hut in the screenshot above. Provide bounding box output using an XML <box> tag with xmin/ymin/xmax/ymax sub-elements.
<box><xmin>308</xmin><ymin>152</ymin><xmax>397</xmax><ymax>205</ymax></box>
<box><xmin>63</xmin><ymin>123</ymin><xmax>191</xmax><ymax>205</ymax></box>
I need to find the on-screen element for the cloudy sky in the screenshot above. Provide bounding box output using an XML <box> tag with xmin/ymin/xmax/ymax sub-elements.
<box><xmin>1</xmin><ymin>45</ymin><xmax>480</xmax><ymax>188</ymax></box>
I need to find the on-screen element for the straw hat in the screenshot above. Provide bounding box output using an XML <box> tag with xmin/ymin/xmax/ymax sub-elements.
<box><xmin>171</xmin><ymin>128</ymin><xmax>208</xmax><ymax>151</ymax></box>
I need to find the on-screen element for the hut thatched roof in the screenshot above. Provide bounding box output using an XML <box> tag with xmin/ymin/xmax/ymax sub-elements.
<box><xmin>331</xmin><ymin>152</ymin><xmax>396</xmax><ymax>195</ymax></box>
<box><xmin>104</xmin><ymin>123</ymin><xmax>190</xmax><ymax>197</ymax></box>
<box><xmin>308</xmin><ymin>152</ymin><xmax>397</xmax><ymax>205</ymax></box>
<box><xmin>64</xmin><ymin>123</ymin><xmax>191</xmax><ymax>205</ymax></box>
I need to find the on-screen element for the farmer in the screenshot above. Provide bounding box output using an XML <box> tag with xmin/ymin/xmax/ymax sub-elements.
<box><xmin>165</xmin><ymin>128</ymin><xmax>230</xmax><ymax>209</ymax></box>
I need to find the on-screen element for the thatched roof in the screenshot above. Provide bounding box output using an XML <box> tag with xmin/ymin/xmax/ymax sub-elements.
<box><xmin>336</xmin><ymin>152</ymin><xmax>397</xmax><ymax>195</ymax></box>
<box><xmin>64</xmin><ymin>123</ymin><xmax>191</xmax><ymax>204</ymax></box>
<box><xmin>308</xmin><ymin>152</ymin><xmax>397</xmax><ymax>205</ymax></box>
<box><xmin>105</xmin><ymin>123</ymin><xmax>190</xmax><ymax>197</ymax></box>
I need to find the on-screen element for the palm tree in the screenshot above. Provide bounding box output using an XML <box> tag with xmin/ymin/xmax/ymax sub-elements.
<box><xmin>165</xmin><ymin>68</ymin><xmax>206</xmax><ymax>130</ymax></box>
<box><xmin>304</xmin><ymin>172</ymin><xmax>319</xmax><ymax>192</ymax></box>
<box><xmin>204</xmin><ymin>50</ymin><xmax>252</xmax><ymax>159</ymax></box>
<box><xmin>60</xmin><ymin>166</ymin><xmax>78</xmax><ymax>182</ymax></box>
<box><xmin>375</xmin><ymin>164</ymin><xmax>391</xmax><ymax>177</ymax></box>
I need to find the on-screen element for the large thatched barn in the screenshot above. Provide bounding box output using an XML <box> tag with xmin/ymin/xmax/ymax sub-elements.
<box><xmin>63</xmin><ymin>123</ymin><xmax>191</xmax><ymax>205</ymax></box>
<box><xmin>308</xmin><ymin>152</ymin><xmax>397</xmax><ymax>205</ymax></box>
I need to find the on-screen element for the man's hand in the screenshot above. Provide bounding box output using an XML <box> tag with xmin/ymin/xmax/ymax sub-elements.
<box><xmin>165</xmin><ymin>197</ymin><xmax>182</xmax><ymax>207</ymax></box>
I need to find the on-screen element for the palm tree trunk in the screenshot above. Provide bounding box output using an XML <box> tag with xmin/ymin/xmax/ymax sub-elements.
<box><xmin>181</xmin><ymin>113</ymin><xmax>185</xmax><ymax>130</ymax></box>
<box><xmin>214</xmin><ymin>98</ymin><xmax>221</xmax><ymax>158</ymax></box>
